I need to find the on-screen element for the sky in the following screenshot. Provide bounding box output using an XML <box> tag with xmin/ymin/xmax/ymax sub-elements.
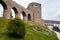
<box><xmin>0</xmin><ymin>0</ymin><xmax>60</xmax><ymax>21</ymax></box>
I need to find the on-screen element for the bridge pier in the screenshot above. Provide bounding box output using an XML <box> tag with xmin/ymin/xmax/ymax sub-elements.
<box><xmin>3</xmin><ymin>8</ymin><xmax>11</xmax><ymax>19</ymax></box>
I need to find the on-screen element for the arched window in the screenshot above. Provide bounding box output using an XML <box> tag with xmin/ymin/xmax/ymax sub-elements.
<box><xmin>28</xmin><ymin>14</ymin><xmax>31</xmax><ymax>21</ymax></box>
<box><xmin>10</xmin><ymin>7</ymin><xmax>18</xmax><ymax>18</ymax></box>
<box><xmin>0</xmin><ymin>1</ymin><xmax>7</xmax><ymax>17</ymax></box>
<box><xmin>20</xmin><ymin>11</ymin><xmax>26</xmax><ymax>20</ymax></box>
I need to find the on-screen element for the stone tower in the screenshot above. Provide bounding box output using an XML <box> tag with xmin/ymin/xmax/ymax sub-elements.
<box><xmin>27</xmin><ymin>2</ymin><xmax>41</xmax><ymax>18</ymax></box>
<box><xmin>27</xmin><ymin>2</ymin><xmax>44</xmax><ymax>25</ymax></box>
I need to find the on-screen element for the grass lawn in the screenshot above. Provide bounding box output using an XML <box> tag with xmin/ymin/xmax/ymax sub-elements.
<box><xmin>0</xmin><ymin>18</ymin><xmax>58</xmax><ymax>40</ymax></box>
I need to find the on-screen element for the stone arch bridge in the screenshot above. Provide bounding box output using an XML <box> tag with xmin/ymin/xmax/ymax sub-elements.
<box><xmin>0</xmin><ymin>0</ymin><xmax>44</xmax><ymax>25</ymax></box>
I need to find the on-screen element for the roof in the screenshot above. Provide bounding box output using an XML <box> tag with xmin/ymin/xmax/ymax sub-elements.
<box><xmin>29</xmin><ymin>2</ymin><xmax>41</xmax><ymax>5</ymax></box>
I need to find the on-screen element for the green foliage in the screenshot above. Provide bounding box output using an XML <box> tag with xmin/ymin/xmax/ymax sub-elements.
<box><xmin>53</xmin><ymin>26</ymin><xmax>60</xmax><ymax>32</ymax></box>
<box><xmin>0</xmin><ymin>18</ymin><xmax>9</xmax><ymax>33</ymax></box>
<box><xmin>0</xmin><ymin>18</ymin><xmax>58</xmax><ymax>40</ymax></box>
<box><xmin>7</xmin><ymin>18</ymin><xmax>26</xmax><ymax>38</ymax></box>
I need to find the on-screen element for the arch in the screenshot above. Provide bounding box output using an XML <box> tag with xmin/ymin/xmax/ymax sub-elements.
<box><xmin>0</xmin><ymin>1</ymin><xmax>7</xmax><ymax>17</ymax></box>
<box><xmin>10</xmin><ymin>7</ymin><xmax>18</xmax><ymax>18</ymax></box>
<box><xmin>28</xmin><ymin>14</ymin><xmax>31</xmax><ymax>21</ymax></box>
<box><xmin>20</xmin><ymin>11</ymin><xmax>26</xmax><ymax>20</ymax></box>
<box><xmin>10</xmin><ymin>9</ymin><xmax>15</xmax><ymax>18</ymax></box>
<box><xmin>12</xmin><ymin>7</ymin><xmax>18</xmax><ymax>14</ymax></box>
<box><xmin>0</xmin><ymin>4</ymin><xmax>3</xmax><ymax>17</ymax></box>
<box><xmin>0</xmin><ymin>1</ymin><xmax>7</xmax><ymax>9</ymax></box>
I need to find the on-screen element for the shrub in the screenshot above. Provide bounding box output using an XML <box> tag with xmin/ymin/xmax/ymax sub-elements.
<box><xmin>7</xmin><ymin>18</ymin><xmax>26</xmax><ymax>38</ymax></box>
<box><xmin>53</xmin><ymin>26</ymin><xmax>60</xmax><ymax>32</ymax></box>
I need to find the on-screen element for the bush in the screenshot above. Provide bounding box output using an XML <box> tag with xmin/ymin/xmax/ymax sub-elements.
<box><xmin>7</xmin><ymin>18</ymin><xmax>26</xmax><ymax>38</ymax></box>
<box><xmin>53</xmin><ymin>26</ymin><xmax>60</xmax><ymax>32</ymax></box>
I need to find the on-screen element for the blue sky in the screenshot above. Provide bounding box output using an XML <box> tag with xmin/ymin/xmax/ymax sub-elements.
<box><xmin>0</xmin><ymin>0</ymin><xmax>60</xmax><ymax>21</ymax></box>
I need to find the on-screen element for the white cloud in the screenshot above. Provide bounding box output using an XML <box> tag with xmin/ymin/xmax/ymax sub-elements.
<box><xmin>41</xmin><ymin>0</ymin><xmax>60</xmax><ymax>20</ymax></box>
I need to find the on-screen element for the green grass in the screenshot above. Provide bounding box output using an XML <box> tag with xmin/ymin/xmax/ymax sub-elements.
<box><xmin>0</xmin><ymin>18</ymin><xmax>58</xmax><ymax>40</ymax></box>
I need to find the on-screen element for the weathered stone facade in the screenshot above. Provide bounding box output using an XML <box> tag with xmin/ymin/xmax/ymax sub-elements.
<box><xmin>0</xmin><ymin>0</ymin><xmax>44</xmax><ymax>25</ymax></box>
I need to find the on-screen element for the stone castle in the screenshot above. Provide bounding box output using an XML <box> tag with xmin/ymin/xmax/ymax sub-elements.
<box><xmin>0</xmin><ymin>0</ymin><xmax>44</xmax><ymax>25</ymax></box>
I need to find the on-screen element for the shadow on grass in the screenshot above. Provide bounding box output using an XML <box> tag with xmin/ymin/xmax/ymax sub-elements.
<box><xmin>7</xmin><ymin>33</ymin><xmax>25</xmax><ymax>39</ymax></box>
<box><xmin>0</xmin><ymin>33</ymin><xmax>25</xmax><ymax>40</ymax></box>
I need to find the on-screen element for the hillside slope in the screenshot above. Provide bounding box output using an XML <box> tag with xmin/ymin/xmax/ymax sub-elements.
<box><xmin>0</xmin><ymin>18</ymin><xmax>58</xmax><ymax>40</ymax></box>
